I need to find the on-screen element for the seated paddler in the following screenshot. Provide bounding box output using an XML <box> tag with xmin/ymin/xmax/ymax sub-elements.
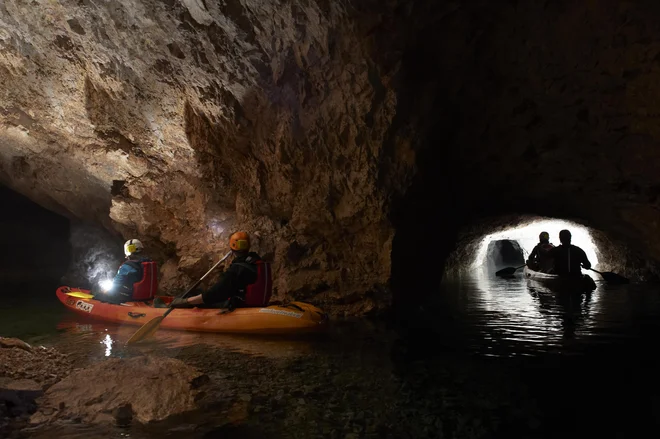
<box><xmin>95</xmin><ymin>239</ymin><xmax>158</xmax><ymax>304</ymax></box>
<box><xmin>169</xmin><ymin>231</ymin><xmax>272</xmax><ymax>310</ymax></box>
<box><xmin>526</xmin><ymin>231</ymin><xmax>555</xmax><ymax>273</ymax></box>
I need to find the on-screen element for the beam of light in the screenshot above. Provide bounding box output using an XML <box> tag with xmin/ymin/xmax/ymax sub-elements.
<box><xmin>473</xmin><ymin>219</ymin><xmax>600</xmax><ymax>270</ymax></box>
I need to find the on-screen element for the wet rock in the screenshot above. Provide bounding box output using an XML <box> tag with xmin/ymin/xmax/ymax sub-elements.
<box><xmin>0</xmin><ymin>338</ymin><xmax>73</xmax><ymax>388</ymax></box>
<box><xmin>0</xmin><ymin>337</ymin><xmax>33</xmax><ymax>352</ymax></box>
<box><xmin>30</xmin><ymin>356</ymin><xmax>210</xmax><ymax>425</ymax></box>
<box><xmin>0</xmin><ymin>378</ymin><xmax>42</xmax><ymax>438</ymax></box>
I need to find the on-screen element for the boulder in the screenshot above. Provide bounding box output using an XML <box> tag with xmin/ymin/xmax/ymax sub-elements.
<box><xmin>31</xmin><ymin>356</ymin><xmax>210</xmax><ymax>425</ymax></box>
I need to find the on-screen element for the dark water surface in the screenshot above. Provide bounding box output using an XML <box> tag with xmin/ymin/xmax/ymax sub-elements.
<box><xmin>2</xmin><ymin>271</ymin><xmax>660</xmax><ymax>438</ymax></box>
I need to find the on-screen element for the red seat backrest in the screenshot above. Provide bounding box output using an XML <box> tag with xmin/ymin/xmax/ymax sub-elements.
<box><xmin>132</xmin><ymin>261</ymin><xmax>158</xmax><ymax>301</ymax></box>
<box><xmin>243</xmin><ymin>261</ymin><xmax>272</xmax><ymax>307</ymax></box>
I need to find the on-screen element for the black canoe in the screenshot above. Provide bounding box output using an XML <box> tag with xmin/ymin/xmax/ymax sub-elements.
<box><xmin>524</xmin><ymin>266</ymin><xmax>596</xmax><ymax>293</ymax></box>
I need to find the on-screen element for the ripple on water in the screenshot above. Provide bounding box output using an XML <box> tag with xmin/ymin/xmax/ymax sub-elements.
<box><xmin>434</xmin><ymin>269</ymin><xmax>660</xmax><ymax>357</ymax></box>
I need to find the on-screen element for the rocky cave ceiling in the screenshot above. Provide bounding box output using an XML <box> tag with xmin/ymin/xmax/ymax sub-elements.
<box><xmin>1</xmin><ymin>1</ymin><xmax>660</xmax><ymax>315</ymax></box>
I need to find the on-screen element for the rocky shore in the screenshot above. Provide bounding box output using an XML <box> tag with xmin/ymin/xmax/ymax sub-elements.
<box><xmin>0</xmin><ymin>337</ymin><xmax>73</xmax><ymax>437</ymax></box>
<box><xmin>2</xmin><ymin>329</ymin><xmax>544</xmax><ymax>439</ymax></box>
<box><xmin>0</xmin><ymin>337</ymin><xmax>212</xmax><ymax>438</ymax></box>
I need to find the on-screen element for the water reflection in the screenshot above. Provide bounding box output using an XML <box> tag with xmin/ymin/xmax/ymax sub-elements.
<box><xmin>437</xmin><ymin>268</ymin><xmax>653</xmax><ymax>356</ymax></box>
<box><xmin>55</xmin><ymin>317</ymin><xmax>317</xmax><ymax>361</ymax></box>
<box><xmin>100</xmin><ymin>333</ymin><xmax>113</xmax><ymax>357</ymax></box>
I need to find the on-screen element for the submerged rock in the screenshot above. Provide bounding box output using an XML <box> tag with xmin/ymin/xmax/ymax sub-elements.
<box><xmin>31</xmin><ymin>356</ymin><xmax>210</xmax><ymax>425</ymax></box>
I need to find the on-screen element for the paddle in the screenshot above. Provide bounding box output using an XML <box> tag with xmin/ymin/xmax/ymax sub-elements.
<box><xmin>495</xmin><ymin>264</ymin><xmax>526</xmax><ymax>277</ymax></box>
<box><xmin>65</xmin><ymin>291</ymin><xmax>95</xmax><ymax>299</ymax></box>
<box><xmin>588</xmin><ymin>268</ymin><xmax>629</xmax><ymax>285</ymax></box>
<box><xmin>125</xmin><ymin>251</ymin><xmax>232</xmax><ymax>345</ymax></box>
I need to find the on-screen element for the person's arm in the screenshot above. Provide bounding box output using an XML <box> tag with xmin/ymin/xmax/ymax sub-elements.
<box><xmin>527</xmin><ymin>245</ymin><xmax>538</xmax><ymax>263</ymax></box>
<box><xmin>202</xmin><ymin>268</ymin><xmax>240</xmax><ymax>305</ymax></box>
<box><xmin>109</xmin><ymin>263</ymin><xmax>140</xmax><ymax>293</ymax></box>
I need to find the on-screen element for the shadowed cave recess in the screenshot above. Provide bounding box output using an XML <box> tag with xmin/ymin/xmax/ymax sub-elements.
<box><xmin>1</xmin><ymin>1</ymin><xmax>660</xmax><ymax>316</ymax></box>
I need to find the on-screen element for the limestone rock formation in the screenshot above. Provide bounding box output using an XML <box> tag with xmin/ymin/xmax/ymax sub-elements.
<box><xmin>4</xmin><ymin>1</ymin><xmax>660</xmax><ymax>315</ymax></box>
<box><xmin>0</xmin><ymin>0</ymin><xmax>411</xmax><ymax>313</ymax></box>
<box><xmin>31</xmin><ymin>356</ymin><xmax>210</xmax><ymax>425</ymax></box>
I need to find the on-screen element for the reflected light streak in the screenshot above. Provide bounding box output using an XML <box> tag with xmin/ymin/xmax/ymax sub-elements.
<box><xmin>473</xmin><ymin>219</ymin><xmax>599</xmax><ymax>271</ymax></box>
<box><xmin>101</xmin><ymin>333</ymin><xmax>114</xmax><ymax>357</ymax></box>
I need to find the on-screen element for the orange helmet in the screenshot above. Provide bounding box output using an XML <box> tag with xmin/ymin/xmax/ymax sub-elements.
<box><xmin>229</xmin><ymin>231</ymin><xmax>250</xmax><ymax>251</ymax></box>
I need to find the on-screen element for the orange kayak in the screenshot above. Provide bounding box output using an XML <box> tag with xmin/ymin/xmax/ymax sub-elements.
<box><xmin>56</xmin><ymin>286</ymin><xmax>328</xmax><ymax>334</ymax></box>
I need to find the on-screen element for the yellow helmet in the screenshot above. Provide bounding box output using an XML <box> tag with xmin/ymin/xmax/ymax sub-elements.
<box><xmin>124</xmin><ymin>239</ymin><xmax>144</xmax><ymax>256</ymax></box>
<box><xmin>539</xmin><ymin>232</ymin><xmax>550</xmax><ymax>242</ymax></box>
<box><xmin>229</xmin><ymin>231</ymin><xmax>250</xmax><ymax>251</ymax></box>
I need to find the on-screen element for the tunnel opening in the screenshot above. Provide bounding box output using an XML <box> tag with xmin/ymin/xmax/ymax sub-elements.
<box><xmin>0</xmin><ymin>183</ymin><xmax>71</xmax><ymax>290</ymax></box>
<box><xmin>0</xmin><ymin>183</ymin><xmax>125</xmax><ymax>295</ymax></box>
<box><xmin>471</xmin><ymin>218</ymin><xmax>601</xmax><ymax>272</ymax></box>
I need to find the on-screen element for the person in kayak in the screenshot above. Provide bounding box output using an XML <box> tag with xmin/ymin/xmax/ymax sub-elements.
<box><xmin>526</xmin><ymin>231</ymin><xmax>555</xmax><ymax>273</ymax></box>
<box><xmin>169</xmin><ymin>231</ymin><xmax>272</xmax><ymax>310</ymax></box>
<box><xmin>551</xmin><ymin>229</ymin><xmax>592</xmax><ymax>277</ymax></box>
<box><xmin>96</xmin><ymin>239</ymin><xmax>159</xmax><ymax>304</ymax></box>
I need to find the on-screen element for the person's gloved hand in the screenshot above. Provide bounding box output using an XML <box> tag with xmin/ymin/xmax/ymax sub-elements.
<box><xmin>169</xmin><ymin>297</ymin><xmax>195</xmax><ymax>308</ymax></box>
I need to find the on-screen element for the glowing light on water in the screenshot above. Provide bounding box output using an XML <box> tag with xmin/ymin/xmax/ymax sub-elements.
<box><xmin>101</xmin><ymin>333</ymin><xmax>114</xmax><ymax>357</ymax></box>
<box><xmin>473</xmin><ymin>219</ymin><xmax>599</xmax><ymax>270</ymax></box>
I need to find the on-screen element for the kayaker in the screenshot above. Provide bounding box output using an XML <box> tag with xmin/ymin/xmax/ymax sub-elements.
<box><xmin>551</xmin><ymin>229</ymin><xmax>592</xmax><ymax>277</ymax></box>
<box><xmin>169</xmin><ymin>231</ymin><xmax>272</xmax><ymax>310</ymax></box>
<box><xmin>526</xmin><ymin>231</ymin><xmax>555</xmax><ymax>273</ymax></box>
<box><xmin>95</xmin><ymin>239</ymin><xmax>158</xmax><ymax>304</ymax></box>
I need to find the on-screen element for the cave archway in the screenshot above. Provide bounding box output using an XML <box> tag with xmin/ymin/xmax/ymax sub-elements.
<box><xmin>0</xmin><ymin>184</ymin><xmax>125</xmax><ymax>293</ymax></box>
<box><xmin>0</xmin><ymin>184</ymin><xmax>71</xmax><ymax>289</ymax></box>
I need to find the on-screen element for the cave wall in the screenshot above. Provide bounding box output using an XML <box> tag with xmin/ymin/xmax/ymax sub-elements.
<box><xmin>0</xmin><ymin>0</ymin><xmax>414</xmax><ymax>314</ymax></box>
<box><xmin>4</xmin><ymin>1</ymin><xmax>660</xmax><ymax>315</ymax></box>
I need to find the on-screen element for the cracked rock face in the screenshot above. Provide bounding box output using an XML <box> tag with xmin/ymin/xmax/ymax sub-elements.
<box><xmin>0</xmin><ymin>0</ymin><xmax>412</xmax><ymax>314</ymax></box>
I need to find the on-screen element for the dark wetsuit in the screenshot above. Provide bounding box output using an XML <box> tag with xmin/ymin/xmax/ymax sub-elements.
<box><xmin>551</xmin><ymin>245</ymin><xmax>591</xmax><ymax>277</ymax></box>
<box><xmin>202</xmin><ymin>252</ymin><xmax>261</xmax><ymax>307</ymax></box>
<box><xmin>527</xmin><ymin>243</ymin><xmax>555</xmax><ymax>273</ymax></box>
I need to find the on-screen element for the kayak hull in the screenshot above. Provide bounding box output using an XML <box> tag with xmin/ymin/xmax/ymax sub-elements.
<box><xmin>523</xmin><ymin>267</ymin><xmax>596</xmax><ymax>293</ymax></box>
<box><xmin>56</xmin><ymin>286</ymin><xmax>328</xmax><ymax>335</ymax></box>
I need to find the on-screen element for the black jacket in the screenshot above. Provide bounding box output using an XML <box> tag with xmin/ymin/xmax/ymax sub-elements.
<box><xmin>551</xmin><ymin>245</ymin><xmax>591</xmax><ymax>276</ymax></box>
<box><xmin>201</xmin><ymin>252</ymin><xmax>261</xmax><ymax>306</ymax></box>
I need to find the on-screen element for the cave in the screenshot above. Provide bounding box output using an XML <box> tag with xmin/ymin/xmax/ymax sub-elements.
<box><xmin>1</xmin><ymin>1</ymin><xmax>659</xmax><ymax>314</ymax></box>
<box><xmin>4</xmin><ymin>1</ymin><xmax>660</xmax><ymax>438</ymax></box>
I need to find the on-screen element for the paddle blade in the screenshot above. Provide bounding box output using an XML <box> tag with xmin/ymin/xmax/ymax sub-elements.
<box><xmin>66</xmin><ymin>291</ymin><xmax>95</xmax><ymax>299</ymax></box>
<box><xmin>495</xmin><ymin>267</ymin><xmax>517</xmax><ymax>277</ymax></box>
<box><xmin>599</xmin><ymin>271</ymin><xmax>630</xmax><ymax>285</ymax></box>
<box><xmin>126</xmin><ymin>316</ymin><xmax>165</xmax><ymax>345</ymax></box>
